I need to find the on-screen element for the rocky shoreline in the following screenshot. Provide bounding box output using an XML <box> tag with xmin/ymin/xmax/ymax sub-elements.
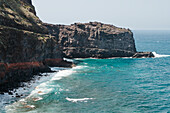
<box><xmin>0</xmin><ymin>0</ymin><xmax>154</xmax><ymax>93</ymax></box>
<box><xmin>0</xmin><ymin>59</ymin><xmax>73</xmax><ymax>93</ymax></box>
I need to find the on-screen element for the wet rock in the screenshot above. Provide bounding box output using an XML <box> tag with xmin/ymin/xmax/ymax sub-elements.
<box><xmin>0</xmin><ymin>92</ymin><xmax>4</xmax><ymax>95</ymax></box>
<box><xmin>43</xmin><ymin>59</ymin><xmax>74</xmax><ymax>67</ymax></box>
<box><xmin>132</xmin><ymin>52</ymin><xmax>155</xmax><ymax>58</ymax></box>
<box><xmin>8</xmin><ymin>92</ymin><xmax>13</xmax><ymax>95</ymax></box>
<box><xmin>15</xmin><ymin>93</ymin><xmax>21</xmax><ymax>98</ymax></box>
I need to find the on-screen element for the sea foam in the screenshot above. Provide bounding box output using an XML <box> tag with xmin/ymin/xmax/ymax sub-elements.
<box><xmin>63</xmin><ymin>58</ymin><xmax>75</xmax><ymax>62</ymax></box>
<box><xmin>152</xmin><ymin>52</ymin><xmax>170</xmax><ymax>58</ymax></box>
<box><xmin>51</xmin><ymin>69</ymin><xmax>76</xmax><ymax>81</ymax></box>
<box><xmin>5</xmin><ymin>65</ymin><xmax>87</xmax><ymax>112</ymax></box>
<box><xmin>66</xmin><ymin>97</ymin><xmax>94</xmax><ymax>103</ymax></box>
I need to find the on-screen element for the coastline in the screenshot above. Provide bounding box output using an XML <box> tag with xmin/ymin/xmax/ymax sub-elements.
<box><xmin>0</xmin><ymin>0</ymin><xmax>154</xmax><ymax>94</ymax></box>
<box><xmin>3</xmin><ymin>53</ymin><xmax>170</xmax><ymax>112</ymax></box>
<box><xmin>0</xmin><ymin>51</ymin><xmax>155</xmax><ymax>94</ymax></box>
<box><xmin>0</xmin><ymin>59</ymin><xmax>74</xmax><ymax>94</ymax></box>
<box><xmin>1</xmin><ymin>52</ymin><xmax>170</xmax><ymax>112</ymax></box>
<box><xmin>3</xmin><ymin>65</ymin><xmax>81</xmax><ymax>112</ymax></box>
<box><xmin>0</xmin><ymin>67</ymin><xmax>69</xmax><ymax>111</ymax></box>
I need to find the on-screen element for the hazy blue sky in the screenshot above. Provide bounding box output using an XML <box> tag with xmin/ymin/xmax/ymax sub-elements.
<box><xmin>32</xmin><ymin>0</ymin><xmax>170</xmax><ymax>30</ymax></box>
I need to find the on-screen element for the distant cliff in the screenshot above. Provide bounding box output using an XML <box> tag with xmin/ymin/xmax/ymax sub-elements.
<box><xmin>45</xmin><ymin>22</ymin><xmax>154</xmax><ymax>58</ymax></box>
<box><xmin>45</xmin><ymin>22</ymin><xmax>137</xmax><ymax>58</ymax></box>
<box><xmin>0</xmin><ymin>0</ymin><xmax>154</xmax><ymax>92</ymax></box>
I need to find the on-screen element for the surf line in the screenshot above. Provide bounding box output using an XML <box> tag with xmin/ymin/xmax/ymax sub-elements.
<box><xmin>66</xmin><ymin>97</ymin><xmax>94</xmax><ymax>103</ymax></box>
<box><xmin>152</xmin><ymin>52</ymin><xmax>170</xmax><ymax>58</ymax></box>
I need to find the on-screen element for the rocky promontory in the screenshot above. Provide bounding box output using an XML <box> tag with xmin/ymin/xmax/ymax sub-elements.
<box><xmin>0</xmin><ymin>0</ymin><xmax>73</xmax><ymax>92</ymax></box>
<box><xmin>45</xmin><ymin>22</ymin><xmax>154</xmax><ymax>58</ymax></box>
<box><xmin>46</xmin><ymin>22</ymin><xmax>137</xmax><ymax>58</ymax></box>
<box><xmin>0</xmin><ymin>0</ymin><xmax>154</xmax><ymax>92</ymax></box>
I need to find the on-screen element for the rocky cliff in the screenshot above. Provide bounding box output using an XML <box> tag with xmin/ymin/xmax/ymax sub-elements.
<box><xmin>48</xmin><ymin>22</ymin><xmax>137</xmax><ymax>58</ymax></box>
<box><xmin>0</xmin><ymin>0</ymin><xmax>72</xmax><ymax>92</ymax></box>
<box><xmin>0</xmin><ymin>0</ymin><xmax>154</xmax><ymax>92</ymax></box>
<box><xmin>0</xmin><ymin>0</ymin><xmax>47</xmax><ymax>33</ymax></box>
<box><xmin>45</xmin><ymin>22</ymin><xmax>154</xmax><ymax>58</ymax></box>
<box><xmin>0</xmin><ymin>0</ymin><xmax>61</xmax><ymax>63</ymax></box>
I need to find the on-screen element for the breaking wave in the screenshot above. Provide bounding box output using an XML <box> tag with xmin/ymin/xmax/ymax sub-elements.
<box><xmin>5</xmin><ymin>65</ymin><xmax>87</xmax><ymax>112</ymax></box>
<box><xmin>66</xmin><ymin>97</ymin><xmax>94</xmax><ymax>103</ymax></box>
<box><xmin>152</xmin><ymin>52</ymin><xmax>170</xmax><ymax>58</ymax></box>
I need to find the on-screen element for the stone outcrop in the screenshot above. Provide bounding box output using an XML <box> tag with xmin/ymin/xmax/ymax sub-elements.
<box><xmin>0</xmin><ymin>0</ymin><xmax>73</xmax><ymax>92</ymax></box>
<box><xmin>46</xmin><ymin>22</ymin><xmax>154</xmax><ymax>59</ymax></box>
<box><xmin>54</xmin><ymin>22</ymin><xmax>137</xmax><ymax>58</ymax></box>
<box><xmin>0</xmin><ymin>0</ymin><xmax>47</xmax><ymax>33</ymax></box>
<box><xmin>0</xmin><ymin>62</ymin><xmax>50</xmax><ymax>92</ymax></box>
<box><xmin>132</xmin><ymin>52</ymin><xmax>154</xmax><ymax>58</ymax></box>
<box><xmin>0</xmin><ymin>26</ymin><xmax>62</xmax><ymax>63</ymax></box>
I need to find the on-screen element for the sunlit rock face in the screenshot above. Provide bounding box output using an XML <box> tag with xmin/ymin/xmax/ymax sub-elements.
<box><xmin>0</xmin><ymin>0</ymin><xmax>66</xmax><ymax>90</ymax></box>
<box><xmin>21</xmin><ymin>0</ymin><xmax>32</xmax><ymax>5</ymax></box>
<box><xmin>45</xmin><ymin>22</ymin><xmax>137</xmax><ymax>58</ymax></box>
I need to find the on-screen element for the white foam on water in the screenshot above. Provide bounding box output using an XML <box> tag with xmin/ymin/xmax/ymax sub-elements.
<box><xmin>1</xmin><ymin>72</ymin><xmax>57</xmax><ymax>112</ymax></box>
<box><xmin>63</xmin><ymin>58</ymin><xmax>75</xmax><ymax>62</ymax></box>
<box><xmin>73</xmin><ymin>65</ymin><xmax>88</xmax><ymax>69</ymax></box>
<box><xmin>51</xmin><ymin>67</ymin><xmax>68</xmax><ymax>71</ymax></box>
<box><xmin>108</xmin><ymin>57</ymin><xmax>133</xmax><ymax>59</ymax></box>
<box><xmin>74</xmin><ymin>57</ymin><xmax>98</xmax><ymax>60</ymax></box>
<box><xmin>66</xmin><ymin>97</ymin><xmax>94</xmax><ymax>103</ymax></box>
<box><xmin>51</xmin><ymin>69</ymin><xmax>76</xmax><ymax>81</ymax></box>
<box><xmin>4</xmin><ymin>74</ymin><xmax>57</xmax><ymax>112</ymax></box>
<box><xmin>51</xmin><ymin>66</ymin><xmax>86</xmax><ymax>81</ymax></box>
<box><xmin>5</xmin><ymin>65</ymin><xmax>87</xmax><ymax>112</ymax></box>
<box><xmin>152</xmin><ymin>52</ymin><xmax>170</xmax><ymax>58</ymax></box>
<box><xmin>4</xmin><ymin>70</ymin><xmax>61</xmax><ymax>112</ymax></box>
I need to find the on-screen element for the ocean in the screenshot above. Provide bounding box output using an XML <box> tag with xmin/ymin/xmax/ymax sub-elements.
<box><xmin>0</xmin><ymin>30</ymin><xmax>170</xmax><ymax>113</ymax></box>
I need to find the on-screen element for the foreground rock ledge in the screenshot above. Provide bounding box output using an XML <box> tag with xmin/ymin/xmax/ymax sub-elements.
<box><xmin>0</xmin><ymin>59</ymin><xmax>74</xmax><ymax>93</ymax></box>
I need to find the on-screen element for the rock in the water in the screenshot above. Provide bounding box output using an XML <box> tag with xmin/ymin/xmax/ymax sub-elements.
<box><xmin>132</xmin><ymin>52</ymin><xmax>155</xmax><ymax>58</ymax></box>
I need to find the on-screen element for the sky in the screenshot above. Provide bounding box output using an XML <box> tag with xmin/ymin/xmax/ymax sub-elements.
<box><xmin>32</xmin><ymin>0</ymin><xmax>170</xmax><ymax>30</ymax></box>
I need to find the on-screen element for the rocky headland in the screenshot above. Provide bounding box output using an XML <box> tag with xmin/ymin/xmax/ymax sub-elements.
<box><xmin>0</xmin><ymin>0</ymin><xmax>73</xmax><ymax>92</ymax></box>
<box><xmin>0</xmin><ymin>0</ymin><xmax>154</xmax><ymax>93</ymax></box>
<box><xmin>45</xmin><ymin>22</ymin><xmax>154</xmax><ymax>58</ymax></box>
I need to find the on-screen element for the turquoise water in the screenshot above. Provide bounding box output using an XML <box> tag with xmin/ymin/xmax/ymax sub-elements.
<box><xmin>1</xmin><ymin>30</ymin><xmax>170</xmax><ymax>113</ymax></box>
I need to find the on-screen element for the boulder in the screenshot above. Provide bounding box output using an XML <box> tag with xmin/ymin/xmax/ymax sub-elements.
<box><xmin>132</xmin><ymin>52</ymin><xmax>155</xmax><ymax>58</ymax></box>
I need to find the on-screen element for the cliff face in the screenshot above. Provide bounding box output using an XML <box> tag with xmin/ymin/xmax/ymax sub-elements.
<box><xmin>0</xmin><ymin>26</ymin><xmax>61</xmax><ymax>63</ymax></box>
<box><xmin>0</xmin><ymin>0</ymin><xmax>48</xmax><ymax>33</ymax></box>
<box><xmin>45</xmin><ymin>22</ymin><xmax>153</xmax><ymax>59</ymax></box>
<box><xmin>0</xmin><ymin>0</ymin><xmax>64</xmax><ymax>63</ymax></box>
<box><xmin>56</xmin><ymin>22</ymin><xmax>137</xmax><ymax>58</ymax></box>
<box><xmin>0</xmin><ymin>0</ymin><xmax>72</xmax><ymax>92</ymax></box>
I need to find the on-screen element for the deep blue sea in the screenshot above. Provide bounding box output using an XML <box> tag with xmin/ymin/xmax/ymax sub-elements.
<box><xmin>1</xmin><ymin>30</ymin><xmax>170</xmax><ymax>113</ymax></box>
